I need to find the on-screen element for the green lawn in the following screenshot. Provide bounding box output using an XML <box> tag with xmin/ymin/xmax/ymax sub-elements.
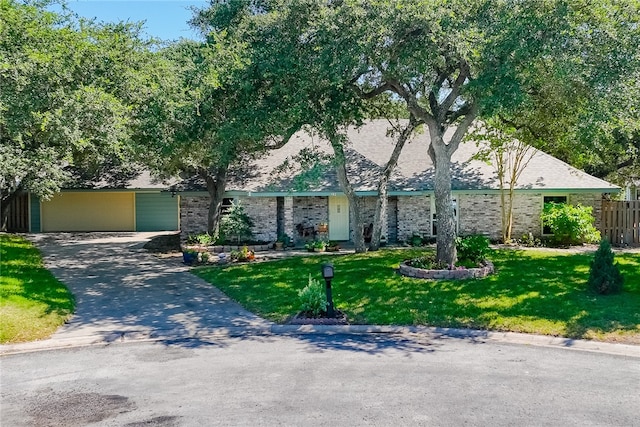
<box><xmin>194</xmin><ymin>248</ymin><xmax>640</xmax><ymax>343</ymax></box>
<box><xmin>0</xmin><ymin>234</ymin><xmax>75</xmax><ymax>343</ymax></box>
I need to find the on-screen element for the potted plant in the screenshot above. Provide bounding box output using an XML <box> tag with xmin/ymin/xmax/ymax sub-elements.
<box><xmin>274</xmin><ymin>233</ymin><xmax>291</xmax><ymax>250</ymax></box>
<box><xmin>232</xmin><ymin>245</ymin><xmax>255</xmax><ymax>262</ymax></box>
<box><xmin>305</xmin><ymin>239</ymin><xmax>327</xmax><ymax>252</ymax></box>
<box><xmin>326</xmin><ymin>241</ymin><xmax>340</xmax><ymax>252</ymax></box>
<box><xmin>182</xmin><ymin>248</ymin><xmax>199</xmax><ymax>265</ymax></box>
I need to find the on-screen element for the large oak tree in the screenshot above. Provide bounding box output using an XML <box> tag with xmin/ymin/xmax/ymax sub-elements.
<box><xmin>0</xmin><ymin>0</ymin><xmax>152</xmax><ymax>229</ymax></box>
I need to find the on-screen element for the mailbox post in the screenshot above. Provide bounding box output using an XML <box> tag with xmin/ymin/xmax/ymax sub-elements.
<box><xmin>321</xmin><ymin>263</ymin><xmax>335</xmax><ymax>318</ymax></box>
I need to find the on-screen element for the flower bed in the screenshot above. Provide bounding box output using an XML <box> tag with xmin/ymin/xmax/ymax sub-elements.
<box><xmin>399</xmin><ymin>261</ymin><xmax>494</xmax><ymax>280</ymax></box>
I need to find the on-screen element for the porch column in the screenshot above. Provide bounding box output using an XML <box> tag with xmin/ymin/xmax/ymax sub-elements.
<box><xmin>284</xmin><ymin>196</ymin><xmax>295</xmax><ymax>239</ymax></box>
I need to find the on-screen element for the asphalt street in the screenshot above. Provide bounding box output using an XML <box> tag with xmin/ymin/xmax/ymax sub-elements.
<box><xmin>2</xmin><ymin>333</ymin><xmax>639</xmax><ymax>426</ymax></box>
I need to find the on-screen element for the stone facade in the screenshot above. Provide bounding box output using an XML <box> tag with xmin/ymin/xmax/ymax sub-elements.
<box><xmin>179</xmin><ymin>191</ymin><xmax>604</xmax><ymax>243</ymax></box>
<box><xmin>458</xmin><ymin>193</ymin><xmax>542</xmax><ymax>240</ymax></box>
<box><xmin>180</xmin><ymin>196</ymin><xmax>210</xmax><ymax>237</ymax></box>
<box><xmin>180</xmin><ymin>195</ymin><xmax>278</xmax><ymax>241</ymax></box>
<box><xmin>569</xmin><ymin>193</ymin><xmax>603</xmax><ymax>230</ymax></box>
<box><xmin>396</xmin><ymin>195</ymin><xmax>431</xmax><ymax>241</ymax></box>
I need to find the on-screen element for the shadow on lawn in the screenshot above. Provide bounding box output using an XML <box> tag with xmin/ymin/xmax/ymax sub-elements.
<box><xmin>419</xmin><ymin>250</ymin><xmax>640</xmax><ymax>340</ymax></box>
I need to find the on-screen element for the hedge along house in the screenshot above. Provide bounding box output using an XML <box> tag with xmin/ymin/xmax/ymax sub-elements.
<box><xmin>12</xmin><ymin>172</ymin><xmax>180</xmax><ymax>233</ymax></box>
<box><xmin>177</xmin><ymin>119</ymin><xmax>619</xmax><ymax>244</ymax></box>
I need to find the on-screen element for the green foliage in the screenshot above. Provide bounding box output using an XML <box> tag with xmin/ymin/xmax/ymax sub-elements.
<box><xmin>186</xmin><ymin>233</ymin><xmax>215</xmax><ymax>246</ymax></box>
<box><xmin>0</xmin><ymin>0</ymin><xmax>152</xmax><ymax>221</ymax></box>
<box><xmin>230</xmin><ymin>245</ymin><xmax>254</xmax><ymax>262</ymax></box>
<box><xmin>407</xmin><ymin>254</ymin><xmax>447</xmax><ymax>270</ymax></box>
<box><xmin>588</xmin><ymin>240</ymin><xmax>624</xmax><ymax>295</ymax></box>
<box><xmin>456</xmin><ymin>235</ymin><xmax>491</xmax><ymax>264</ymax></box>
<box><xmin>541</xmin><ymin>203</ymin><xmax>601</xmax><ymax>245</ymax></box>
<box><xmin>0</xmin><ymin>234</ymin><xmax>74</xmax><ymax>343</ymax></box>
<box><xmin>219</xmin><ymin>202</ymin><xmax>254</xmax><ymax>244</ymax></box>
<box><xmin>298</xmin><ymin>275</ymin><xmax>327</xmax><ymax>317</ymax></box>
<box><xmin>276</xmin><ymin>233</ymin><xmax>291</xmax><ymax>245</ymax></box>
<box><xmin>410</xmin><ymin>234</ymin><xmax>423</xmax><ymax>247</ymax></box>
<box><xmin>518</xmin><ymin>232</ymin><xmax>543</xmax><ymax>248</ymax></box>
<box><xmin>305</xmin><ymin>239</ymin><xmax>327</xmax><ymax>251</ymax></box>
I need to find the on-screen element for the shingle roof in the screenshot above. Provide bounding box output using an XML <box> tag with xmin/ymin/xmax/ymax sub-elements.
<box><xmin>223</xmin><ymin>119</ymin><xmax>618</xmax><ymax>193</ymax></box>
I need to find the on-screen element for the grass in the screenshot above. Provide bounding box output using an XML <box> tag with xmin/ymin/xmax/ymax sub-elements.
<box><xmin>0</xmin><ymin>234</ymin><xmax>75</xmax><ymax>343</ymax></box>
<box><xmin>194</xmin><ymin>248</ymin><xmax>640</xmax><ymax>343</ymax></box>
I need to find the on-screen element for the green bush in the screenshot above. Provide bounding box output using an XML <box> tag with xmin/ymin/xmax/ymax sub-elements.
<box><xmin>298</xmin><ymin>275</ymin><xmax>327</xmax><ymax>317</ymax></box>
<box><xmin>588</xmin><ymin>240</ymin><xmax>624</xmax><ymax>295</ymax></box>
<box><xmin>410</xmin><ymin>234</ymin><xmax>423</xmax><ymax>247</ymax></box>
<box><xmin>456</xmin><ymin>235</ymin><xmax>491</xmax><ymax>264</ymax></box>
<box><xmin>219</xmin><ymin>202</ymin><xmax>254</xmax><ymax>244</ymax></box>
<box><xmin>541</xmin><ymin>203</ymin><xmax>601</xmax><ymax>245</ymax></box>
<box><xmin>186</xmin><ymin>232</ymin><xmax>215</xmax><ymax>246</ymax></box>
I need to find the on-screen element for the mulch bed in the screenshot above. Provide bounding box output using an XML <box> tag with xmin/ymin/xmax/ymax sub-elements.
<box><xmin>288</xmin><ymin>310</ymin><xmax>349</xmax><ymax>325</ymax></box>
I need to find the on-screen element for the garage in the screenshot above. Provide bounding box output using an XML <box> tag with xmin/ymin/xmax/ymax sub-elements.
<box><xmin>41</xmin><ymin>192</ymin><xmax>136</xmax><ymax>232</ymax></box>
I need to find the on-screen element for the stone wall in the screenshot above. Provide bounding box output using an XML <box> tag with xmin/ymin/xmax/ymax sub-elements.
<box><xmin>569</xmin><ymin>193</ymin><xmax>603</xmax><ymax>229</ymax></box>
<box><xmin>180</xmin><ymin>196</ymin><xmax>209</xmax><ymax>238</ymax></box>
<box><xmin>239</xmin><ymin>197</ymin><xmax>278</xmax><ymax>242</ymax></box>
<box><xmin>180</xmin><ymin>195</ymin><xmax>277</xmax><ymax>241</ymax></box>
<box><xmin>397</xmin><ymin>195</ymin><xmax>431</xmax><ymax>242</ymax></box>
<box><xmin>292</xmin><ymin>196</ymin><xmax>328</xmax><ymax>242</ymax></box>
<box><xmin>180</xmin><ymin>191</ymin><xmax>605</xmax><ymax>243</ymax></box>
<box><xmin>458</xmin><ymin>193</ymin><xmax>543</xmax><ymax>240</ymax></box>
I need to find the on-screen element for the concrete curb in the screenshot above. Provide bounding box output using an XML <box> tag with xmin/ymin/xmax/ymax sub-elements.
<box><xmin>2</xmin><ymin>325</ymin><xmax>638</xmax><ymax>358</ymax></box>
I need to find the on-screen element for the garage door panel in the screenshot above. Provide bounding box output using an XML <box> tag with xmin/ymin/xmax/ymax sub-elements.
<box><xmin>42</xmin><ymin>192</ymin><xmax>135</xmax><ymax>232</ymax></box>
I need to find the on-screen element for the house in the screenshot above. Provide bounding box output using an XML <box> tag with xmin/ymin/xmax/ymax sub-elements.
<box><xmin>7</xmin><ymin>172</ymin><xmax>179</xmax><ymax>233</ymax></box>
<box><xmin>177</xmin><ymin>120</ymin><xmax>620</xmax><ymax>243</ymax></box>
<box><xmin>10</xmin><ymin>120</ymin><xmax>618</xmax><ymax>240</ymax></box>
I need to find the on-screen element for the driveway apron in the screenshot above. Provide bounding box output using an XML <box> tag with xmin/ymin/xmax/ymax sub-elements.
<box><xmin>29</xmin><ymin>233</ymin><xmax>272</xmax><ymax>343</ymax></box>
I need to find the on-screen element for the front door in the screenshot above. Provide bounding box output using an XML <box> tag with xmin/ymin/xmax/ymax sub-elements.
<box><xmin>328</xmin><ymin>195</ymin><xmax>350</xmax><ymax>240</ymax></box>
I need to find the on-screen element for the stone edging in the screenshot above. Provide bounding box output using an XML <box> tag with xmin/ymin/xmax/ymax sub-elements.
<box><xmin>399</xmin><ymin>261</ymin><xmax>494</xmax><ymax>280</ymax></box>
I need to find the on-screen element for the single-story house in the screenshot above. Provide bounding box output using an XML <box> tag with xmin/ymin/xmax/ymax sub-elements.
<box><xmin>7</xmin><ymin>172</ymin><xmax>179</xmax><ymax>233</ymax></box>
<box><xmin>177</xmin><ymin>120</ymin><xmax>620</xmax><ymax>243</ymax></box>
<box><xmin>9</xmin><ymin>120</ymin><xmax>619</xmax><ymax>240</ymax></box>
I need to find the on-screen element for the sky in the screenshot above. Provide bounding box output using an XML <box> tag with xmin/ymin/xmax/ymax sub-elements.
<box><xmin>52</xmin><ymin>0</ymin><xmax>209</xmax><ymax>41</ymax></box>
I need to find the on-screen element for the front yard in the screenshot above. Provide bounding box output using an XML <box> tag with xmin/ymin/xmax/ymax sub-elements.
<box><xmin>195</xmin><ymin>248</ymin><xmax>640</xmax><ymax>343</ymax></box>
<box><xmin>0</xmin><ymin>234</ymin><xmax>75</xmax><ymax>343</ymax></box>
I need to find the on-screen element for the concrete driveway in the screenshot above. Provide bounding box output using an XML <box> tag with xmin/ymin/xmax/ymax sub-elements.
<box><xmin>27</xmin><ymin>232</ymin><xmax>272</xmax><ymax>346</ymax></box>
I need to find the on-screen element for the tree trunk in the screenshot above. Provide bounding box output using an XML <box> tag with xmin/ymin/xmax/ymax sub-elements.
<box><xmin>370</xmin><ymin>118</ymin><xmax>417</xmax><ymax>251</ymax></box>
<box><xmin>0</xmin><ymin>189</ymin><xmax>20</xmax><ymax>232</ymax></box>
<box><xmin>202</xmin><ymin>167</ymin><xmax>228</xmax><ymax>236</ymax></box>
<box><xmin>329</xmin><ymin>135</ymin><xmax>367</xmax><ymax>253</ymax></box>
<box><xmin>430</xmin><ymin>135</ymin><xmax>457</xmax><ymax>266</ymax></box>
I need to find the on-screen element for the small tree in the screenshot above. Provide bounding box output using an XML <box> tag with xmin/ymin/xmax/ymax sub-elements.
<box><xmin>218</xmin><ymin>202</ymin><xmax>254</xmax><ymax>244</ymax></box>
<box><xmin>588</xmin><ymin>240</ymin><xmax>624</xmax><ymax>295</ymax></box>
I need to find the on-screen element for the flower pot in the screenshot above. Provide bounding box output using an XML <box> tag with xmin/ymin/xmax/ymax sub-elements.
<box><xmin>275</xmin><ymin>242</ymin><xmax>284</xmax><ymax>250</ymax></box>
<box><xmin>182</xmin><ymin>251</ymin><xmax>198</xmax><ymax>265</ymax></box>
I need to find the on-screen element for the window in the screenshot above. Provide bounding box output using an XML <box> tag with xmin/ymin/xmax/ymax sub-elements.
<box><xmin>542</xmin><ymin>195</ymin><xmax>567</xmax><ymax>235</ymax></box>
<box><xmin>221</xmin><ymin>198</ymin><xmax>234</xmax><ymax>216</ymax></box>
<box><xmin>431</xmin><ymin>197</ymin><xmax>458</xmax><ymax>236</ymax></box>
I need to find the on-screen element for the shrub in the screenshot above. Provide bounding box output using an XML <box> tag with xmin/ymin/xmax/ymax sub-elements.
<box><xmin>410</xmin><ymin>233</ymin><xmax>423</xmax><ymax>247</ymax></box>
<box><xmin>298</xmin><ymin>275</ymin><xmax>327</xmax><ymax>317</ymax></box>
<box><xmin>518</xmin><ymin>232</ymin><xmax>542</xmax><ymax>247</ymax></box>
<box><xmin>456</xmin><ymin>235</ymin><xmax>491</xmax><ymax>264</ymax></box>
<box><xmin>219</xmin><ymin>202</ymin><xmax>254</xmax><ymax>244</ymax></box>
<box><xmin>407</xmin><ymin>254</ymin><xmax>448</xmax><ymax>270</ymax></box>
<box><xmin>541</xmin><ymin>203</ymin><xmax>601</xmax><ymax>245</ymax></box>
<box><xmin>186</xmin><ymin>233</ymin><xmax>215</xmax><ymax>246</ymax></box>
<box><xmin>588</xmin><ymin>240</ymin><xmax>624</xmax><ymax>295</ymax></box>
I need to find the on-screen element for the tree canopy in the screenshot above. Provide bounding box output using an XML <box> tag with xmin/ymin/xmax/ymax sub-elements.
<box><xmin>0</xmin><ymin>0</ymin><xmax>152</xmax><ymax>227</ymax></box>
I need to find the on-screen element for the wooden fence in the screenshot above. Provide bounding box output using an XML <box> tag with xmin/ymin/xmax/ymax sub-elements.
<box><xmin>601</xmin><ymin>200</ymin><xmax>640</xmax><ymax>246</ymax></box>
